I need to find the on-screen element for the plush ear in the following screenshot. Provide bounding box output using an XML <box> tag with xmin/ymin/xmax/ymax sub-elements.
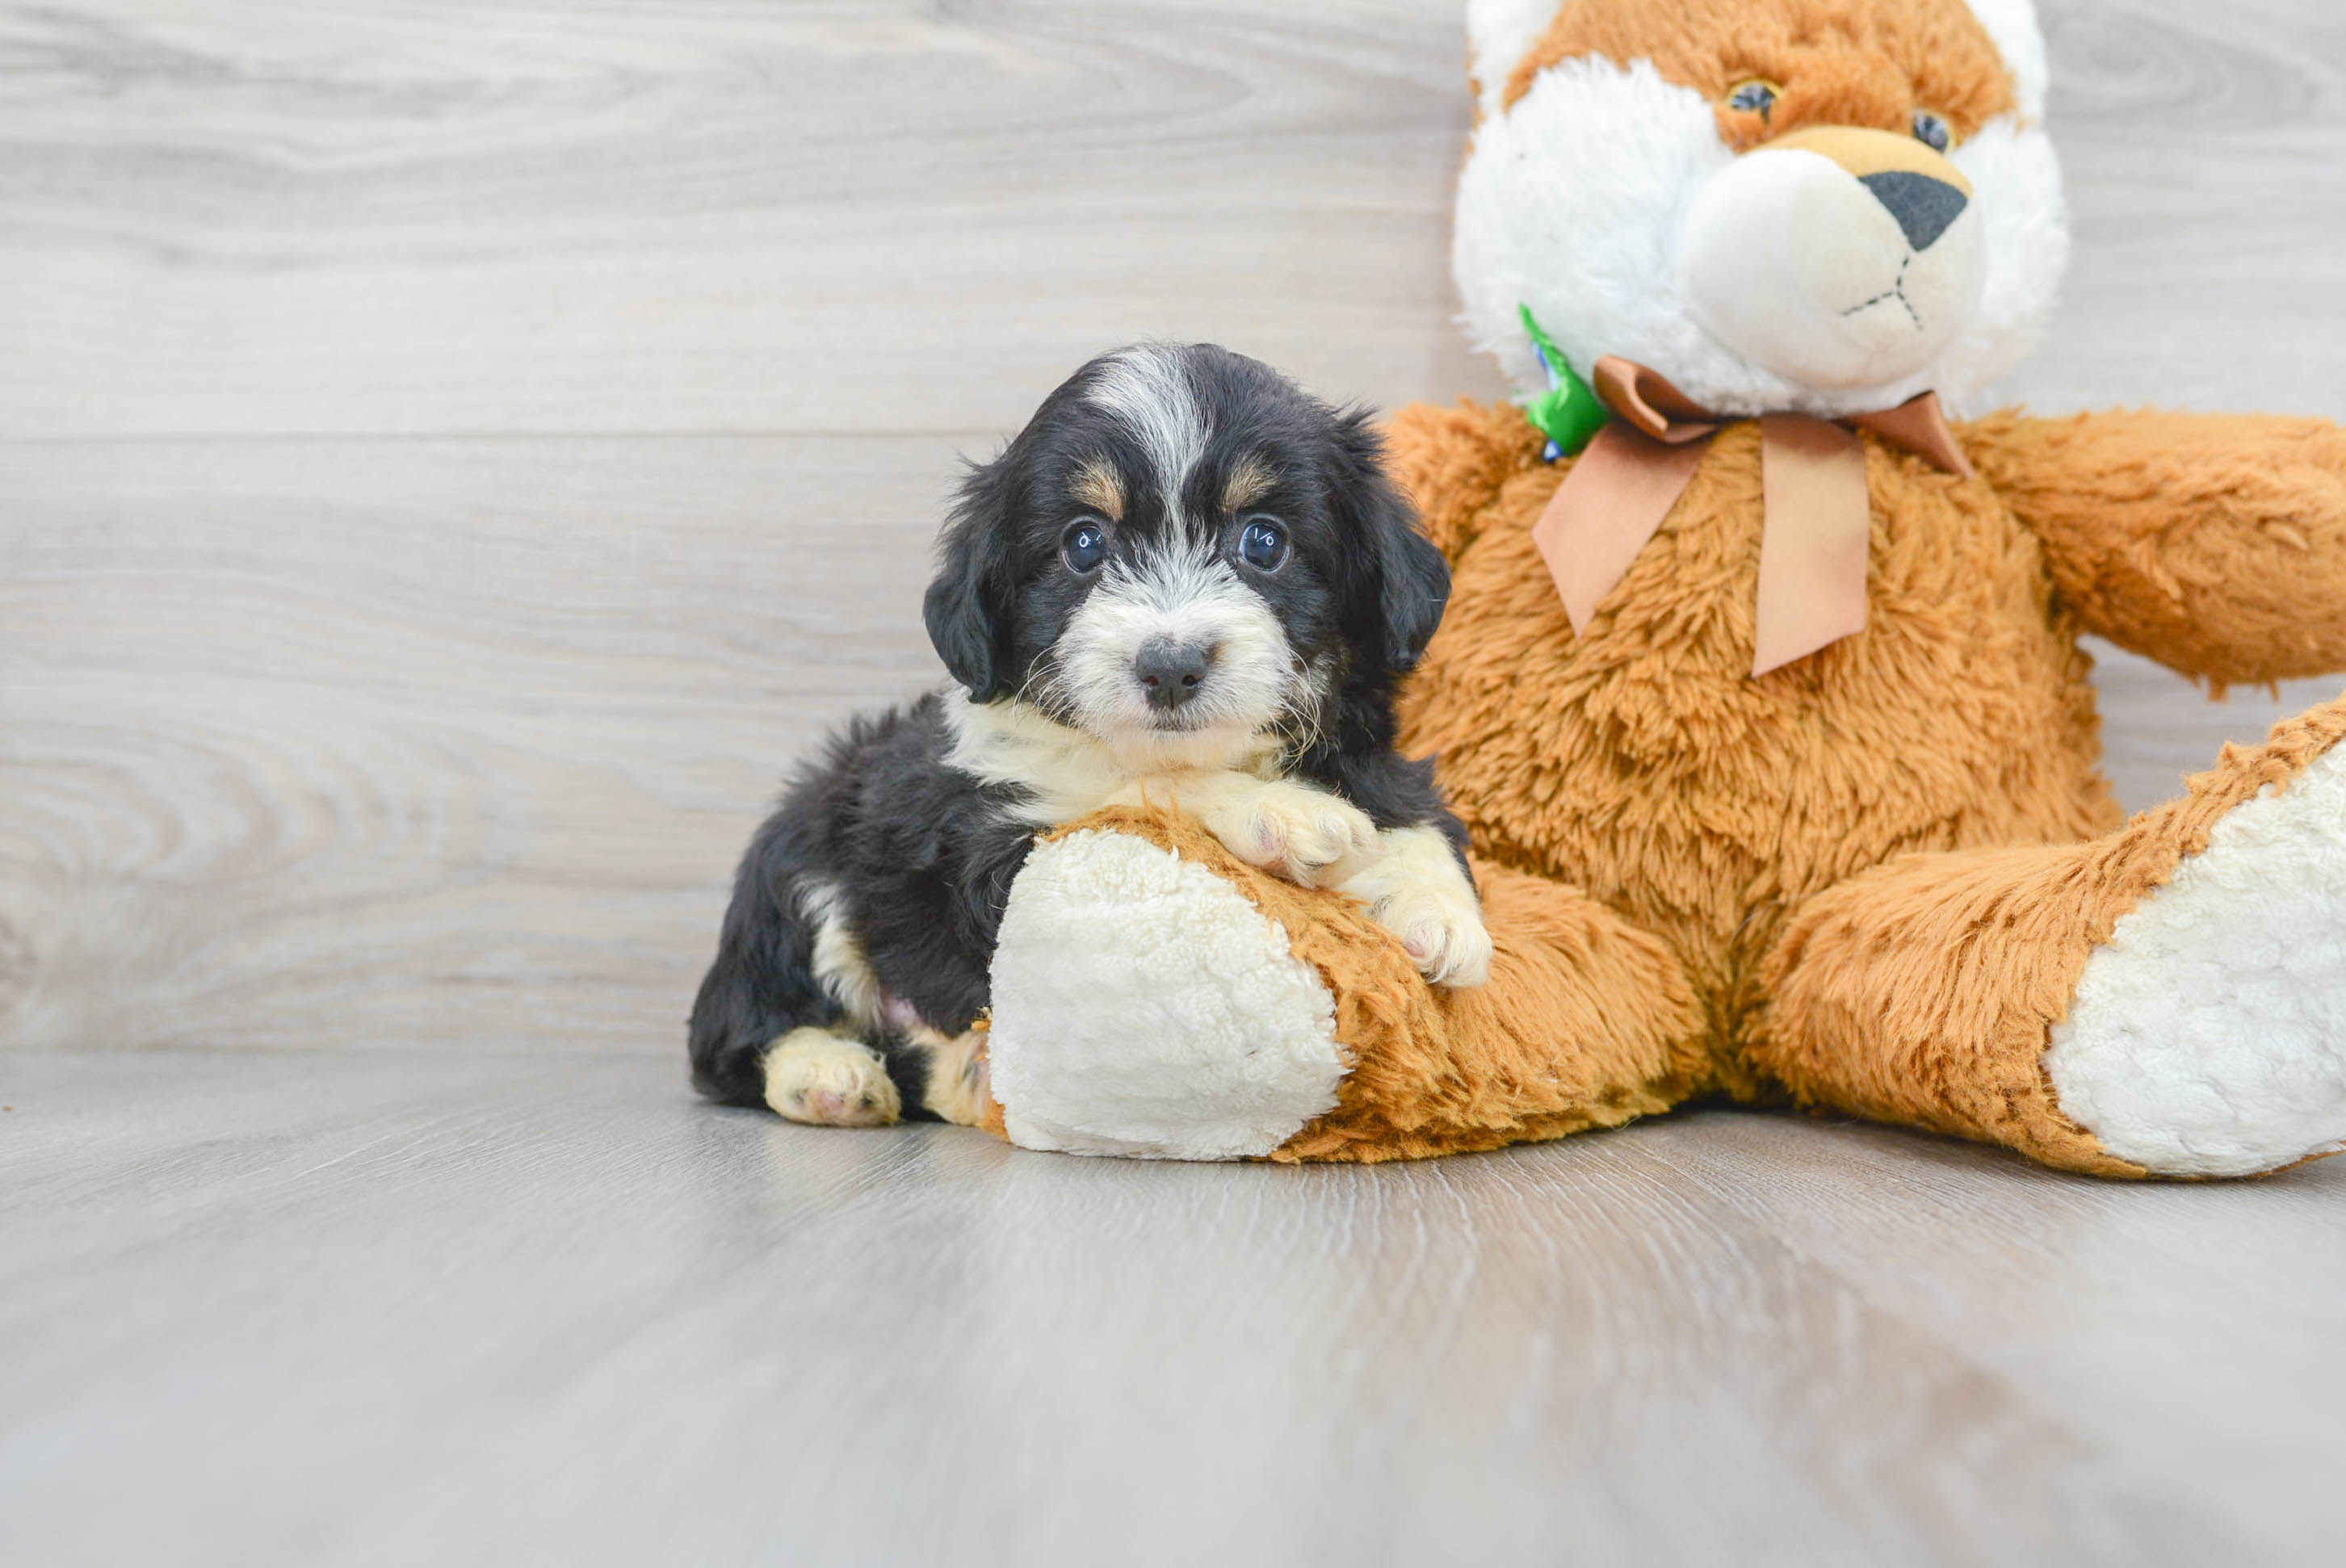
<box><xmin>1335</xmin><ymin>413</ymin><xmax>1451</xmax><ymax>675</ymax></box>
<box><xmin>1467</xmin><ymin>0</ymin><xmax>1564</xmax><ymax>121</ymax></box>
<box><xmin>923</xmin><ymin>457</ymin><xmax>1019</xmax><ymax>702</ymax></box>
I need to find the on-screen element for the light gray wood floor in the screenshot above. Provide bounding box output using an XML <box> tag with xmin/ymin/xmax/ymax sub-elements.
<box><xmin>6</xmin><ymin>1049</ymin><xmax>2345</xmax><ymax>1567</ymax></box>
<box><xmin>4</xmin><ymin>2</ymin><xmax>2344</xmax><ymax>1564</ymax></box>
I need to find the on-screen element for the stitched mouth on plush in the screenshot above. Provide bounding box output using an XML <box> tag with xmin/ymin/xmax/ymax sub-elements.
<box><xmin>1677</xmin><ymin>126</ymin><xmax>1986</xmax><ymax>389</ymax></box>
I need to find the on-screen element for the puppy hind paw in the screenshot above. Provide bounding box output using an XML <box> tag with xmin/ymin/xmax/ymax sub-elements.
<box><xmin>909</xmin><ymin>1025</ymin><xmax>993</xmax><ymax>1128</ymax></box>
<box><xmin>764</xmin><ymin>1028</ymin><xmax>902</xmax><ymax>1127</ymax></box>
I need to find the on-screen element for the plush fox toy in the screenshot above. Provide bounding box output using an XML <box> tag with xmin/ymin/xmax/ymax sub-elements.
<box><xmin>971</xmin><ymin>0</ymin><xmax>2346</xmax><ymax>1177</ymax></box>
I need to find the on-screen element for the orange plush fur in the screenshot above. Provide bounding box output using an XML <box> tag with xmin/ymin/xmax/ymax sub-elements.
<box><xmin>1500</xmin><ymin>0</ymin><xmax>2017</xmax><ymax>146</ymax></box>
<box><xmin>1353</xmin><ymin>0</ymin><xmax>2346</xmax><ymax>1172</ymax></box>
<box><xmin>1379</xmin><ymin>405</ymin><xmax>2346</xmax><ymax>1172</ymax></box>
<box><xmin>968</xmin><ymin>0</ymin><xmax>2346</xmax><ymax>1174</ymax></box>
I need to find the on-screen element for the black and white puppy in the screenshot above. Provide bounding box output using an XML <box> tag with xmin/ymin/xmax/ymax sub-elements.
<box><xmin>689</xmin><ymin>344</ymin><xmax>1491</xmax><ymax>1128</ymax></box>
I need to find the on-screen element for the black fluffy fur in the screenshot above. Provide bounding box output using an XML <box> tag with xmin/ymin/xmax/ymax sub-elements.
<box><xmin>690</xmin><ymin>343</ymin><xmax>1466</xmax><ymax>1115</ymax></box>
<box><xmin>688</xmin><ymin>696</ymin><xmax>1036</xmax><ymax>1109</ymax></box>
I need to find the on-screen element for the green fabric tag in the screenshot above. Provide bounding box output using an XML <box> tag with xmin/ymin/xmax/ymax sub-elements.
<box><xmin>1518</xmin><ymin>304</ymin><xmax>1608</xmax><ymax>458</ymax></box>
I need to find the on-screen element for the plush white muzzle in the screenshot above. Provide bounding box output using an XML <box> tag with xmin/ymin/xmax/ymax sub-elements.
<box><xmin>1678</xmin><ymin>141</ymin><xmax>1986</xmax><ymax>392</ymax></box>
<box><xmin>1454</xmin><ymin>48</ymin><xmax>2066</xmax><ymax>420</ymax></box>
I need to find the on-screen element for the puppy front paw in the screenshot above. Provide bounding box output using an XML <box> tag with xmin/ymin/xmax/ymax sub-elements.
<box><xmin>1211</xmin><ymin>782</ymin><xmax>1380</xmax><ymax>889</ymax></box>
<box><xmin>1373</xmin><ymin>881</ymin><xmax>1494</xmax><ymax>988</ymax></box>
<box><xmin>1338</xmin><ymin>824</ymin><xmax>1493</xmax><ymax>988</ymax></box>
<box><xmin>764</xmin><ymin>1028</ymin><xmax>901</xmax><ymax>1126</ymax></box>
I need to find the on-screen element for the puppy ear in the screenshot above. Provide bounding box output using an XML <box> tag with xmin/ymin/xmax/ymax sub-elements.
<box><xmin>1336</xmin><ymin>413</ymin><xmax>1451</xmax><ymax>673</ymax></box>
<box><xmin>924</xmin><ymin>457</ymin><xmax>1018</xmax><ymax>702</ymax></box>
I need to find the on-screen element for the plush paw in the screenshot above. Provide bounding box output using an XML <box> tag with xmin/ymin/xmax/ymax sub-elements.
<box><xmin>986</xmin><ymin>825</ymin><xmax>1347</xmax><ymax>1159</ymax></box>
<box><xmin>2046</xmin><ymin>740</ymin><xmax>2346</xmax><ymax>1177</ymax></box>
<box><xmin>1337</xmin><ymin>824</ymin><xmax>1494</xmax><ymax>988</ymax></box>
<box><xmin>763</xmin><ymin>1028</ymin><xmax>901</xmax><ymax>1127</ymax></box>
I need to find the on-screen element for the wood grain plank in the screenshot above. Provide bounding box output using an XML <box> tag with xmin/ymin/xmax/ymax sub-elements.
<box><xmin>2084</xmin><ymin>639</ymin><xmax>2344</xmax><ymax>814</ymax></box>
<box><xmin>1</xmin><ymin>1</ymin><xmax>2339</xmax><ymax>439</ymax></box>
<box><xmin>2007</xmin><ymin>0</ymin><xmax>2346</xmax><ymax>417</ymax></box>
<box><xmin>0</xmin><ymin>0</ymin><xmax>1502</xmax><ymax>440</ymax></box>
<box><xmin>6</xmin><ymin>1049</ymin><xmax>2339</xmax><ymax>1566</ymax></box>
<box><xmin>0</xmin><ymin>434</ymin><xmax>958</xmax><ymax>1054</ymax></box>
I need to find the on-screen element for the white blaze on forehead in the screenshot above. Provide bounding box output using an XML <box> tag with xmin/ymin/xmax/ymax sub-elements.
<box><xmin>1086</xmin><ymin>347</ymin><xmax>1209</xmax><ymax>517</ymax></box>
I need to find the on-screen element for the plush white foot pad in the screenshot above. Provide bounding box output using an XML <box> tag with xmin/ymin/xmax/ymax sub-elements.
<box><xmin>2046</xmin><ymin>743</ymin><xmax>2346</xmax><ymax>1176</ymax></box>
<box><xmin>988</xmin><ymin>828</ymin><xmax>1346</xmax><ymax>1159</ymax></box>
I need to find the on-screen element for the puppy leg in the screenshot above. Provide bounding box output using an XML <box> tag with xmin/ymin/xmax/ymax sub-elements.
<box><xmin>765</xmin><ymin>1027</ymin><xmax>903</xmax><ymax>1126</ymax></box>
<box><xmin>899</xmin><ymin>1025</ymin><xmax>993</xmax><ymax>1128</ymax></box>
<box><xmin>1110</xmin><ymin>773</ymin><xmax>1380</xmax><ymax>889</ymax></box>
<box><xmin>1337</xmin><ymin>824</ymin><xmax>1494</xmax><ymax>988</ymax></box>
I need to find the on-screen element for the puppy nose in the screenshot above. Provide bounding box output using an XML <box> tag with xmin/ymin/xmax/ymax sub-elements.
<box><xmin>1858</xmin><ymin>170</ymin><xmax>1968</xmax><ymax>252</ymax></box>
<box><xmin>1135</xmin><ymin>637</ymin><xmax>1214</xmax><ymax>711</ymax></box>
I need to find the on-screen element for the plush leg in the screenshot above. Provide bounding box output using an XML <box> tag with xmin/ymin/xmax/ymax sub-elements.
<box><xmin>1756</xmin><ymin>696</ymin><xmax>2346</xmax><ymax>1177</ymax></box>
<box><xmin>980</xmin><ymin>806</ymin><xmax>1706</xmax><ymax>1162</ymax></box>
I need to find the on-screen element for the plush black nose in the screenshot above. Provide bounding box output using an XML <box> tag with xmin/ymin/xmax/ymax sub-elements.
<box><xmin>1858</xmin><ymin>170</ymin><xmax>1968</xmax><ymax>252</ymax></box>
<box><xmin>1135</xmin><ymin>637</ymin><xmax>1213</xmax><ymax>711</ymax></box>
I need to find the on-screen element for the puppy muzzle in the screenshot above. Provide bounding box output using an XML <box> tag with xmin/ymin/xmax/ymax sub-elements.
<box><xmin>1046</xmin><ymin>545</ymin><xmax>1298</xmax><ymax>747</ymax></box>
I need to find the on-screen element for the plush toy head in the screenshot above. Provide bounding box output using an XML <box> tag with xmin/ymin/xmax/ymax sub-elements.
<box><xmin>1457</xmin><ymin>0</ymin><xmax>2067</xmax><ymax>419</ymax></box>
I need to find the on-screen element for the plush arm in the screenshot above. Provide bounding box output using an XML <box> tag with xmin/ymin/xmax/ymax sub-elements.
<box><xmin>1966</xmin><ymin>409</ymin><xmax>2346</xmax><ymax>686</ymax></box>
<box><xmin>1381</xmin><ymin>399</ymin><xmax>1547</xmax><ymax>564</ymax></box>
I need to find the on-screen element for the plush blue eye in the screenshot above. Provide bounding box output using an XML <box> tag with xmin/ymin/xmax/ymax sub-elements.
<box><xmin>1727</xmin><ymin>80</ymin><xmax>1777</xmax><ymax>119</ymax></box>
<box><xmin>1238</xmin><ymin>518</ymin><xmax>1288</xmax><ymax>572</ymax></box>
<box><xmin>1062</xmin><ymin>520</ymin><xmax>1107</xmax><ymax>572</ymax></box>
<box><xmin>1912</xmin><ymin>109</ymin><xmax>1954</xmax><ymax>153</ymax></box>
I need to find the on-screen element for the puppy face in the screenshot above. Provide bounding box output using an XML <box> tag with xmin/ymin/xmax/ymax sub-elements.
<box><xmin>925</xmin><ymin>345</ymin><xmax>1447</xmax><ymax>769</ymax></box>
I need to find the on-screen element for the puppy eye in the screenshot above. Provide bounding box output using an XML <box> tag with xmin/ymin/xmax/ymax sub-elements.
<box><xmin>1061</xmin><ymin>519</ymin><xmax>1107</xmax><ymax>573</ymax></box>
<box><xmin>1912</xmin><ymin>109</ymin><xmax>1954</xmax><ymax>153</ymax></box>
<box><xmin>1237</xmin><ymin>517</ymin><xmax>1288</xmax><ymax>572</ymax></box>
<box><xmin>1726</xmin><ymin>80</ymin><xmax>1777</xmax><ymax>120</ymax></box>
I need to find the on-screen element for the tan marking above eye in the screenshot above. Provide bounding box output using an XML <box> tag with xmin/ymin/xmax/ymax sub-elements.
<box><xmin>1071</xmin><ymin>458</ymin><xmax>1123</xmax><ymax>522</ymax></box>
<box><xmin>1221</xmin><ymin>452</ymin><xmax>1278</xmax><ymax>514</ymax></box>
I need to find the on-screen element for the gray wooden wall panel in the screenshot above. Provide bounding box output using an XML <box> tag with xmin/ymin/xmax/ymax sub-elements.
<box><xmin>0</xmin><ymin>434</ymin><xmax>956</xmax><ymax>1051</ymax></box>
<box><xmin>2</xmin><ymin>0</ymin><xmax>2343</xmax><ymax>1058</ymax></box>
<box><xmin>0</xmin><ymin>0</ymin><xmax>1494</xmax><ymax>439</ymax></box>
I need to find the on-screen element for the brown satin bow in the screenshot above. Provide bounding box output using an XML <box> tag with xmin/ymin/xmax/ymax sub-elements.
<box><xmin>1530</xmin><ymin>356</ymin><xmax>1975</xmax><ymax>677</ymax></box>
